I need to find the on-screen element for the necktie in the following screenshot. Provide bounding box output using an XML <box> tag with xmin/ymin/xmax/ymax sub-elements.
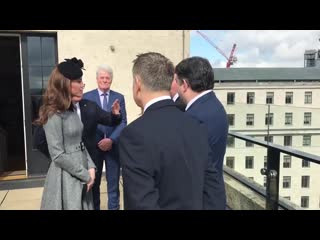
<box><xmin>99</xmin><ymin>92</ymin><xmax>109</xmax><ymax>137</ymax></box>
<box><xmin>102</xmin><ymin>92</ymin><xmax>108</xmax><ymax>111</ymax></box>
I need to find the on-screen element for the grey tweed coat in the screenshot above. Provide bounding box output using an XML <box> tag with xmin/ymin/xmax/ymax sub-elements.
<box><xmin>40</xmin><ymin>111</ymin><xmax>96</xmax><ymax>210</ymax></box>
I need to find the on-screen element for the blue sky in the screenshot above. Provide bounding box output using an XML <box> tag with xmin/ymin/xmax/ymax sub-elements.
<box><xmin>190</xmin><ymin>30</ymin><xmax>320</xmax><ymax>68</ymax></box>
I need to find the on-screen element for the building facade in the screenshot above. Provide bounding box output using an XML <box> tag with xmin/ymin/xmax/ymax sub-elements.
<box><xmin>0</xmin><ymin>30</ymin><xmax>190</xmax><ymax>181</ymax></box>
<box><xmin>214</xmin><ymin>68</ymin><xmax>320</xmax><ymax>209</ymax></box>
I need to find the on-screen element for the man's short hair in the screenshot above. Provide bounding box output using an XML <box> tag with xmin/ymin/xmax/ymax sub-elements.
<box><xmin>96</xmin><ymin>64</ymin><xmax>113</xmax><ymax>79</ymax></box>
<box><xmin>175</xmin><ymin>57</ymin><xmax>214</xmax><ymax>92</ymax></box>
<box><xmin>132</xmin><ymin>52</ymin><xmax>174</xmax><ymax>91</ymax></box>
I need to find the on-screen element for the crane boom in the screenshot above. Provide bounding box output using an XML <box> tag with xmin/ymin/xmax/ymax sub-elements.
<box><xmin>226</xmin><ymin>44</ymin><xmax>237</xmax><ymax>68</ymax></box>
<box><xmin>196</xmin><ymin>30</ymin><xmax>229</xmax><ymax>60</ymax></box>
<box><xmin>196</xmin><ymin>30</ymin><xmax>237</xmax><ymax>68</ymax></box>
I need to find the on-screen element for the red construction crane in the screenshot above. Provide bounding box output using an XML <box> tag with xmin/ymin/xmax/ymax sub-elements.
<box><xmin>196</xmin><ymin>30</ymin><xmax>237</xmax><ymax>68</ymax></box>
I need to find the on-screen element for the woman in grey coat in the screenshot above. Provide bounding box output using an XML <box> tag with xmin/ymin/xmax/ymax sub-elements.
<box><xmin>37</xmin><ymin>58</ymin><xmax>96</xmax><ymax>210</ymax></box>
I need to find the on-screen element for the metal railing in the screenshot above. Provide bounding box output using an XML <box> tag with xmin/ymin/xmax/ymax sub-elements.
<box><xmin>227</xmin><ymin>131</ymin><xmax>320</xmax><ymax>210</ymax></box>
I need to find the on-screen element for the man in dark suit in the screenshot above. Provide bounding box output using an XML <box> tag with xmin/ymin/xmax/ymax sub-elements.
<box><xmin>78</xmin><ymin>99</ymin><xmax>121</xmax><ymax>166</ymax></box>
<box><xmin>83</xmin><ymin>64</ymin><xmax>127</xmax><ymax>210</ymax></box>
<box><xmin>119</xmin><ymin>52</ymin><xmax>210</xmax><ymax>210</ymax></box>
<box><xmin>175</xmin><ymin>56</ymin><xmax>228</xmax><ymax>210</ymax></box>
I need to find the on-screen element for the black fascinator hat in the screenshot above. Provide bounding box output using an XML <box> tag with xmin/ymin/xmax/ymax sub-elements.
<box><xmin>57</xmin><ymin>57</ymin><xmax>85</xmax><ymax>80</ymax></box>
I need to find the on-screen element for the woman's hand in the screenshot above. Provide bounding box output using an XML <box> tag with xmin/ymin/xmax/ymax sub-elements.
<box><xmin>87</xmin><ymin>168</ymin><xmax>96</xmax><ymax>192</ymax></box>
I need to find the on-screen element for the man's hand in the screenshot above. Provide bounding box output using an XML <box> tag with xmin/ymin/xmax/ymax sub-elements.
<box><xmin>98</xmin><ymin>138</ymin><xmax>113</xmax><ymax>151</ymax></box>
<box><xmin>111</xmin><ymin>99</ymin><xmax>120</xmax><ymax>115</ymax></box>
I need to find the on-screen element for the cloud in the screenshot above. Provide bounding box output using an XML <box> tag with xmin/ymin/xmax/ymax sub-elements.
<box><xmin>191</xmin><ymin>30</ymin><xmax>320</xmax><ymax>68</ymax></box>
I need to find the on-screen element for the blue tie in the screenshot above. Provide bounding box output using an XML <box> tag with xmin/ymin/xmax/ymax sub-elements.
<box><xmin>102</xmin><ymin>92</ymin><xmax>108</xmax><ymax>111</ymax></box>
<box><xmin>98</xmin><ymin>92</ymin><xmax>109</xmax><ymax>136</ymax></box>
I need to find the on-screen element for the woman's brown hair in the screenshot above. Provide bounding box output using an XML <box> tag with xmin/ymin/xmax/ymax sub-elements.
<box><xmin>36</xmin><ymin>67</ymin><xmax>72</xmax><ymax>125</ymax></box>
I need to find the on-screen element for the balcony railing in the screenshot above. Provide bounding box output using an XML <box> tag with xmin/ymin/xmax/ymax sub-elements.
<box><xmin>226</xmin><ymin>131</ymin><xmax>320</xmax><ymax>210</ymax></box>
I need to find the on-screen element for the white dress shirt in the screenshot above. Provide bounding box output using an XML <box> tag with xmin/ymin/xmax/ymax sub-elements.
<box><xmin>98</xmin><ymin>88</ymin><xmax>110</xmax><ymax>108</ymax></box>
<box><xmin>172</xmin><ymin>93</ymin><xmax>179</xmax><ymax>102</ymax></box>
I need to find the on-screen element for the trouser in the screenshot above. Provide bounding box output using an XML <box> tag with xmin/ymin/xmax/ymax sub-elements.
<box><xmin>92</xmin><ymin>152</ymin><xmax>120</xmax><ymax>210</ymax></box>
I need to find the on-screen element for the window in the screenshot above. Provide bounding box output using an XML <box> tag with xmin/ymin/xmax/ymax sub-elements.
<box><xmin>285</xmin><ymin>92</ymin><xmax>293</xmax><ymax>104</ymax></box>
<box><xmin>246</xmin><ymin>114</ymin><xmax>254</xmax><ymax>126</ymax></box>
<box><xmin>283</xmin><ymin>176</ymin><xmax>291</xmax><ymax>189</ymax></box>
<box><xmin>227</xmin><ymin>92</ymin><xmax>235</xmax><ymax>105</ymax></box>
<box><xmin>245</xmin><ymin>156</ymin><xmax>254</xmax><ymax>169</ymax></box>
<box><xmin>265</xmin><ymin>113</ymin><xmax>274</xmax><ymax>125</ymax></box>
<box><xmin>303</xmin><ymin>135</ymin><xmax>311</xmax><ymax>146</ymax></box>
<box><xmin>226</xmin><ymin>157</ymin><xmax>235</xmax><ymax>169</ymax></box>
<box><xmin>283</xmin><ymin>155</ymin><xmax>291</xmax><ymax>168</ymax></box>
<box><xmin>284</xmin><ymin>136</ymin><xmax>292</xmax><ymax>146</ymax></box>
<box><xmin>284</xmin><ymin>196</ymin><xmax>291</xmax><ymax>201</ymax></box>
<box><xmin>27</xmin><ymin>35</ymin><xmax>58</xmax><ymax>152</ymax></box>
<box><xmin>27</xmin><ymin>36</ymin><xmax>57</xmax><ymax>92</ymax></box>
<box><xmin>264</xmin><ymin>135</ymin><xmax>273</xmax><ymax>143</ymax></box>
<box><xmin>301</xmin><ymin>196</ymin><xmax>309</xmax><ymax>208</ymax></box>
<box><xmin>306</xmin><ymin>53</ymin><xmax>316</xmax><ymax>66</ymax></box>
<box><xmin>227</xmin><ymin>135</ymin><xmax>235</xmax><ymax>148</ymax></box>
<box><xmin>304</xmin><ymin>112</ymin><xmax>312</xmax><ymax>125</ymax></box>
<box><xmin>263</xmin><ymin>176</ymin><xmax>267</xmax><ymax>187</ymax></box>
<box><xmin>247</xmin><ymin>92</ymin><xmax>255</xmax><ymax>104</ymax></box>
<box><xmin>301</xmin><ymin>176</ymin><xmax>310</xmax><ymax>188</ymax></box>
<box><xmin>264</xmin><ymin>156</ymin><xmax>267</xmax><ymax>168</ymax></box>
<box><xmin>285</xmin><ymin>113</ymin><xmax>293</xmax><ymax>125</ymax></box>
<box><xmin>266</xmin><ymin>92</ymin><xmax>274</xmax><ymax>104</ymax></box>
<box><xmin>305</xmin><ymin>91</ymin><xmax>312</xmax><ymax>104</ymax></box>
<box><xmin>227</xmin><ymin>114</ymin><xmax>235</xmax><ymax>127</ymax></box>
<box><xmin>246</xmin><ymin>136</ymin><xmax>254</xmax><ymax>147</ymax></box>
<box><xmin>302</xmin><ymin>159</ymin><xmax>310</xmax><ymax>168</ymax></box>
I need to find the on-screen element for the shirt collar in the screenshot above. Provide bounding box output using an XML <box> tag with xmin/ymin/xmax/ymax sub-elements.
<box><xmin>185</xmin><ymin>90</ymin><xmax>212</xmax><ymax>111</ymax></box>
<box><xmin>144</xmin><ymin>95</ymin><xmax>171</xmax><ymax>113</ymax></box>
<box><xmin>172</xmin><ymin>93</ymin><xmax>179</xmax><ymax>102</ymax></box>
<box><xmin>98</xmin><ymin>88</ymin><xmax>110</xmax><ymax>96</ymax></box>
<box><xmin>73</xmin><ymin>102</ymin><xmax>80</xmax><ymax>108</ymax></box>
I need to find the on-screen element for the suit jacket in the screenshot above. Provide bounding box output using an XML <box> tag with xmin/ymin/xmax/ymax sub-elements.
<box><xmin>79</xmin><ymin>99</ymin><xmax>122</xmax><ymax>162</ymax></box>
<box><xmin>119</xmin><ymin>99</ymin><xmax>210</xmax><ymax>210</ymax></box>
<box><xmin>186</xmin><ymin>91</ymin><xmax>228</xmax><ymax>210</ymax></box>
<box><xmin>174</xmin><ymin>96</ymin><xmax>186</xmax><ymax>111</ymax></box>
<box><xmin>83</xmin><ymin>89</ymin><xmax>127</xmax><ymax>156</ymax></box>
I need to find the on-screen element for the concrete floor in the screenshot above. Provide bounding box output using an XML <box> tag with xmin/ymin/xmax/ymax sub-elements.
<box><xmin>0</xmin><ymin>176</ymin><xmax>124</xmax><ymax>210</ymax></box>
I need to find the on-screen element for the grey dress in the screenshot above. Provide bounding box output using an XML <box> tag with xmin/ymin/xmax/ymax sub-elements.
<box><xmin>40</xmin><ymin>111</ymin><xmax>96</xmax><ymax>210</ymax></box>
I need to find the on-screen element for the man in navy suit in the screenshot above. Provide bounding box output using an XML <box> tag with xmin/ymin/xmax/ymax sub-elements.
<box><xmin>175</xmin><ymin>56</ymin><xmax>228</xmax><ymax>210</ymax></box>
<box><xmin>83</xmin><ymin>64</ymin><xmax>127</xmax><ymax>210</ymax></box>
<box><xmin>119</xmin><ymin>52</ymin><xmax>210</xmax><ymax>209</ymax></box>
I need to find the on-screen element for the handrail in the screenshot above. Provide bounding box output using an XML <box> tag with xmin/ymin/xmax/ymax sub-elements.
<box><xmin>225</xmin><ymin>131</ymin><xmax>320</xmax><ymax>210</ymax></box>
<box><xmin>229</xmin><ymin>131</ymin><xmax>320</xmax><ymax>164</ymax></box>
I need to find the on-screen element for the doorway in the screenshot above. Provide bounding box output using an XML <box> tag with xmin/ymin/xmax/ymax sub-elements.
<box><xmin>0</xmin><ymin>35</ymin><xmax>26</xmax><ymax>180</ymax></box>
